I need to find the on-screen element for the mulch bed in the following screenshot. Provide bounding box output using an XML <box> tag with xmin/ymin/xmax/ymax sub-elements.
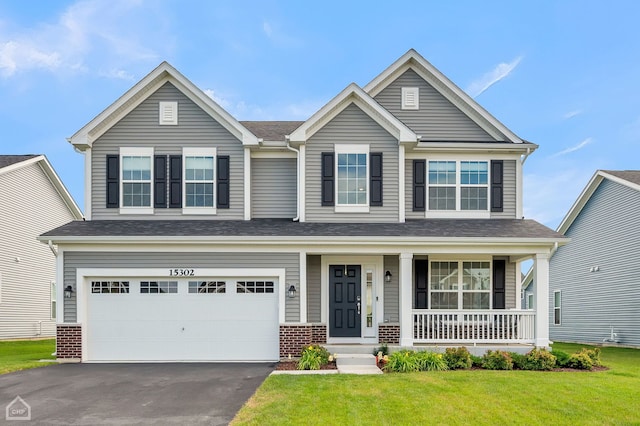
<box><xmin>276</xmin><ymin>361</ymin><xmax>338</xmax><ymax>371</ymax></box>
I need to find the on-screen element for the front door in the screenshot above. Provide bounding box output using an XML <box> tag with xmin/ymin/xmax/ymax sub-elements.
<box><xmin>329</xmin><ymin>265</ymin><xmax>361</xmax><ymax>337</ymax></box>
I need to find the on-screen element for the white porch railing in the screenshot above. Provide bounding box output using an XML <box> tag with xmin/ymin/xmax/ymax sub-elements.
<box><xmin>413</xmin><ymin>310</ymin><xmax>536</xmax><ymax>344</ymax></box>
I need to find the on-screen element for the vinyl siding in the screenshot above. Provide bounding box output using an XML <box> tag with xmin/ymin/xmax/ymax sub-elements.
<box><xmin>251</xmin><ymin>157</ymin><xmax>297</xmax><ymax>219</ymax></box>
<box><xmin>305</xmin><ymin>104</ymin><xmax>399</xmax><ymax>222</ymax></box>
<box><xmin>91</xmin><ymin>82</ymin><xmax>244</xmax><ymax>220</ymax></box>
<box><xmin>63</xmin><ymin>251</ymin><xmax>300</xmax><ymax>323</ymax></box>
<box><xmin>383</xmin><ymin>255</ymin><xmax>399</xmax><ymax>322</ymax></box>
<box><xmin>504</xmin><ymin>258</ymin><xmax>517</xmax><ymax>309</ymax></box>
<box><xmin>374</xmin><ymin>69</ymin><xmax>496</xmax><ymax>141</ymax></box>
<box><xmin>404</xmin><ymin>159</ymin><xmax>517</xmax><ymax>219</ymax></box>
<box><xmin>0</xmin><ymin>162</ymin><xmax>78</xmax><ymax>338</ymax></box>
<box><xmin>306</xmin><ymin>255</ymin><xmax>321</xmax><ymax>323</ymax></box>
<box><xmin>549</xmin><ymin>179</ymin><xmax>640</xmax><ymax>347</ymax></box>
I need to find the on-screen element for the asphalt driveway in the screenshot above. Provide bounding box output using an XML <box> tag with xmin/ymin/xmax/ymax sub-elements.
<box><xmin>0</xmin><ymin>363</ymin><xmax>275</xmax><ymax>425</ymax></box>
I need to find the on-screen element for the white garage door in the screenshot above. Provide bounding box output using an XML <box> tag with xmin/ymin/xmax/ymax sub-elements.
<box><xmin>87</xmin><ymin>278</ymin><xmax>279</xmax><ymax>361</ymax></box>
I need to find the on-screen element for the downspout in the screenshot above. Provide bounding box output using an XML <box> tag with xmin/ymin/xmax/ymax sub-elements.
<box><xmin>48</xmin><ymin>240</ymin><xmax>58</xmax><ymax>257</ymax></box>
<box><xmin>285</xmin><ymin>137</ymin><xmax>300</xmax><ymax>222</ymax></box>
<box><xmin>521</xmin><ymin>147</ymin><xmax>532</xmax><ymax>165</ymax></box>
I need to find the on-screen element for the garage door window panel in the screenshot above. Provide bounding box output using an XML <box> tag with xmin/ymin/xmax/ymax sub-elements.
<box><xmin>237</xmin><ymin>281</ymin><xmax>275</xmax><ymax>294</ymax></box>
<box><xmin>141</xmin><ymin>281</ymin><xmax>178</xmax><ymax>294</ymax></box>
<box><xmin>92</xmin><ymin>281</ymin><xmax>130</xmax><ymax>294</ymax></box>
<box><xmin>188</xmin><ymin>281</ymin><xmax>226</xmax><ymax>293</ymax></box>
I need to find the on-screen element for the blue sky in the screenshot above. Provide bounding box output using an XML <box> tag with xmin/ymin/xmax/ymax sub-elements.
<box><xmin>1</xmin><ymin>0</ymin><xmax>638</xmax><ymax>229</ymax></box>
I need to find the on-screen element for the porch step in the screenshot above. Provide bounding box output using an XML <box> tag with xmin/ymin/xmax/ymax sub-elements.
<box><xmin>323</xmin><ymin>345</ymin><xmax>378</xmax><ymax>355</ymax></box>
<box><xmin>335</xmin><ymin>353</ymin><xmax>377</xmax><ymax>367</ymax></box>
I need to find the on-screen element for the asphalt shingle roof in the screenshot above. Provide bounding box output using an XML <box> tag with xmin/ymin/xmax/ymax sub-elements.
<box><xmin>41</xmin><ymin>218</ymin><xmax>565</xmax><ymax>240</ymax></box>
<box><xmin>240</xmin><ymin>121</ymin><xmax>304</xmax><ymax>141</ymax></box>
<box><xmin>603</xmin><ymin>170</ymin><xmax>640</xmax><ymax>187</ymax></box>
<box><xmin>0</xmin><ymin>155</ymin><xmax>38</xmax><ymax>169</ymax></box>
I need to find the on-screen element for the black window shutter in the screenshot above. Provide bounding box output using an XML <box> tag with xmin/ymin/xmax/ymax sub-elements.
<box><xmin>370</xmin><ymin>152</ymin><xmax>383</xmax><ymax>207</ymax></box>
<box><xmin>106</xmin><ymin>155</ymin><xmax>119</xmax><ymax>208</ymax></box>
<box><xmin>217</xmin><ymin>155</ymin><xmax>230</xmax><ymax>209</ymax></box>
<box><xmin>413</xmin><ymin>160</ymin><xmax>426</xmax><ymax>211</ymax></box>
<box><xmin>414</xmin><ymin>259</ymin><xmax>428</xmax><ymax>309</ymax></box>
<box><xmin>169</xmin><ymin>155</ymin><xmax>182</xmax><ymax>208</ymax></box>
<box><xmin>321</xmin><ymin>152</ymin><xmax>334</xmax><ymax>206</ymax></box>
<box><xmin>493</xmin><ymin>259</ymin><xmax>506</xmax><ymax>309</ymax></box>
<box><xmin>154</xmin><ymin>155</ymin><xmax>167</xmax><ymax>208</ymax></box>
<box><xmin>491</xmin><ymin>160</ymin><xmax>503</xmax><ymax>212</ymax></box>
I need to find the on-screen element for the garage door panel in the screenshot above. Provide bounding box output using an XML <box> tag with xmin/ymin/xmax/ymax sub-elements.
<box><xmin>87</xmin><ymin>278</ymin><xmax>279</xmax><ymax>361</ymax></box>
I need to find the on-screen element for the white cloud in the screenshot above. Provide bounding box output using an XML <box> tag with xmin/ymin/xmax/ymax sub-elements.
<box><xmin>203</xmin><ymin>88</ymin><xmax>232</xmax><ymax>110</ymax></box>
<box><xmin>263</xmin><ymin>21</ymin><xmax>273</xmax><ymax>38</ymax></box>
<box><xmin>551</xmin><ymin>137</ymin><xmax>593</xmax><ymax>157</ymax></box>
<box><xmin>467</xmin><ymin>56</ymin><xmax>523</xmax><ymax>98</ymax></box>
<box><xmin>0</xmin><ymin>0</ymin><xmax>161</xmax><ymax>79</ymax></box>
<box><xmin>563</xmin><ymin>109</ymin><xmax>582</xmax><ymax>119</ymax></box>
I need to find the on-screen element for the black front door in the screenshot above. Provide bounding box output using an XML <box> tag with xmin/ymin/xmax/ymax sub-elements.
<box><xmin>329</xmin><ymin>265</ymin><xmax>361</xmax><ymax>337</ymax></box>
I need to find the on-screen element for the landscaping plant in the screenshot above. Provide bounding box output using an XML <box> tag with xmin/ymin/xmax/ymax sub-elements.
<box><xmin>415</xmin><ymin>351</ymin><xmax>448</xmax><ymax>371</ymax></box>
<box><xmin>521</xmin><ymin>348</ymin><xmax>557</xmax><ymax>371</ymax></box>
<box><xmin>297</xmin><ymin>345</ymin><xmax>330</xmax><ymax>370</ymax></box>
<box><xmin>443</xmin><ymin>347</ymin><xmax>473</xmax><ymax>370</ymax></box>
<box><xmin>481</xmin><ymin>350</ymin><xmax>514</xmax><ymax>370</ymax></box>
<box><xmin>384</xmin><ymin>350</ymin><xmax>420</xmax><ymax>373</ymax></box>
<box><xmin>551</xmin><ymin>348</ymin><xmax>571</xmax><ymax>367</ymax></box>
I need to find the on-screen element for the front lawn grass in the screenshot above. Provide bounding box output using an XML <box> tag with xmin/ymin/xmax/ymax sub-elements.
<box><xmin>232</xmin><ymin>343</ymin><xmax>640</xmax><ymax>425</ymax></box>
<box><xmin>0</xmin><ymin>339</ymin><xmax>56</xmax><ymax>375</ymax></box>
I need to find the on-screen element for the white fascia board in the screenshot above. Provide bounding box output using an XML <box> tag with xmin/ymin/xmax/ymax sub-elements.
<box><xmin>363</xmin><ymin>49</ymin><xmax>523</xmax><ymax>144</ymax></box>
<box><xmin>288</xmin><ymin>83</ymin><xmax>417</xmax><ymax>144</ymax></box>
<box><xmin>412</xmin><ymin>142</ymin><xmax>537</xmax><ymax>153</ymax></box>
<box><xmin>68</xmin><ymin>62</ymin><xmax>258</xmax><ymax>150</ymax></box>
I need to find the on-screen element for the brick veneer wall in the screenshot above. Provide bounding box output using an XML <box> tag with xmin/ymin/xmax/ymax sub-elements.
<box><xmin>279</xmin><ymin>324</ymin><xmax>327</xmax><ymax>358</ymax></box>
<box><xmin>57</xmin><ymin>325</ymin><xmax>82</xmax><ymax>359</ymax></box>
<box><xmin>378</xmin><ymin>323</ymin><xmax>400</xmax><ymax>344</ymax></box>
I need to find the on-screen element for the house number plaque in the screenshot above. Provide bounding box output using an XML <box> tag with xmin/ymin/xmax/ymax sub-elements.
<box><xmin>169</xmin><ymin>268</ymin><xmax>195</xmax><ymax>277</ymax></box>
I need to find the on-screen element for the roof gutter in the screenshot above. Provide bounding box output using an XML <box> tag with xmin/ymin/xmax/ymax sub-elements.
<box><xmin>285</xmin><ymin>137</ymin><xmax>300</xmax><ymax>222</ymax></box>
<box><xmin>521</xmin><ymin>146</ymin><xmax>532</xmax><ymax>165</ymax></box>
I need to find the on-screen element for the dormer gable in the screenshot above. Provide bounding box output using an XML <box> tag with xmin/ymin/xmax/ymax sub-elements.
<box><xmin>68</xmin><ymin>61</ymin><xmax>259</xmax><ymax>151</ymax></box>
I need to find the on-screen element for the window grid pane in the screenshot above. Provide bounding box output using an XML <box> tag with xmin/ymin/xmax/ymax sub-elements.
<box><xmin>91</xmin><ymin>281</ymin><xmax>130</xmax><ymax>294</ymax></box>
<box><xmin>185</xmin><ymin>156</ymin><xmax>214</xmax><ymax>207</ymax></box>
<box><xmin>429</xmin><ymin>187</ymin><xmax>456</xmax><ymax>210</ymax></box>
<box><xmin>237</xmin><ymin>281</ymin><xmax>275</xmax><ymax>294</ymax></box>
<box><xmin>140</xmin><ymin>281</ymin><xmax>178</xmax><ymax>294</ymax></box>
<box><xmin>460</xmin><ymin>161</ymin><xmax>488</xmax><ymax>185</ymax></box>
<box><xmin>122</xmin><ymin>155</ymin><xmax>151</xmax><ymax>207</ymax></box>
<box><xmin>337</xmin><ymin>153</ymin><xmax>367</xmax><ymax>205</ymax></box>
<box><xmin>428</xmin><ymin>161</ymin><xmax>456</xmax><ymax>185</ymax></box>
<box><xmin>188</xmin><ymin>281</ymin><xmax>226</xmax><ymax>293</ymax></box>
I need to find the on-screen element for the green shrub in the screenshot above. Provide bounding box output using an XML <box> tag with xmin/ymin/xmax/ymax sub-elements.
<box><xmin>415</xmin><ymin>351</ymin><xmax>448</xmax><ymax>371</ymax></box>
<box><xmin>567</xmin><ymin>351</ymin><xmax>594</xmax><ymax>370</ymax></box>
<box><xmin>297</xmin><ymin>345</ymin><xmax>330</xmax><ymax>370</ymax></box>
<box><xmin>384</xmin><ymin>350</ymin><xmax>420</xmax><ymax>373</ymax></box>
<box><xmin>582</xmin><ymin>348</ymin><xmax>602</xmax><ymax>366</ymax></box>
<box><xmin>551</xmin><ymin>349</ymin><xmax>571</xmax><ymax>367</ymax></box>
<box><xmin>373</xmin><ymin>342</ymin><xmax>389</xmax><ymax>357</ymax></box>
<box><xmin>511</xmin><ymin>352</ymin><xmax>527</xmax><ymax>370</ymax></box>
<box><xmin>444</xmin><ymin>347</ymin><xmax>472</xmax><ymax>370</ymax></box>
<box><xmin>470</xmin><ymin>354</ymin><xmax>483</xmax><ymax>368</ymax></box>
<box><xmin>521</xmin><ymin>348</ymin><xmax>556</xmax><ymax>371</ymax></box>
<box><xmin>482</xmin><ymin>350</ymin><xmax>513</xmax><ymax>370</ymax></box>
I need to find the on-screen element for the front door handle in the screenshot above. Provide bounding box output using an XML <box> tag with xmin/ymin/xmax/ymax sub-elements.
<box><xmin>356</xmin><ymin>302</ymin><xmax>361</xmax><ymax>315</ymax></box>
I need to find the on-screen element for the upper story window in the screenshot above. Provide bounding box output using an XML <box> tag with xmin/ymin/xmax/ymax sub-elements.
<box><xmin>183</xmin><ymin>148</ymin><xmax>216</xmax><ymax>214</ymax></box>
<box><xmin>120</xmin><ymin>147</ymin><xmax>153</xmax><ymax>214</ymax></box>
<box><xmin>334</xmin><ymin>145</ymin><xmax>369</xmax><ymax>213</ymax></box>
<box><xmin>427</xmin><ymin>160</ymin><xmax>489</xmax><ymax>216</ymax></box>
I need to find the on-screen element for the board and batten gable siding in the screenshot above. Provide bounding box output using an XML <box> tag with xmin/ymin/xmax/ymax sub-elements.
<box><xmin>0</xmin><ymin>162</ymin><xmax>78</xmax><ymax>338</ymax></box>
<box><xmin>251</xmin><ymin>157</ymin><xmax>297</xmax><ymax>219</ymax></box>
<box><xmin>549</xmin><ymin>179</ymin><xmax>640</xmax><ymax>347</ymax></box>
<box><xmin>305</xmin><ymin>104</ymin><xmax>399</xmax><ymax>222</ymax></box>
<box><xmin>383</xmin><ymin>255</ymin><xmax>399</xmax><ymax>322</ymax></box>
<box><xmin>404</xmin><ymin>159</ymin><xmax>517</xmax><ymax>218</ymax></box>
<box><xmin>374</xmin><ymin>69</ymin><xmax>496</xmax><ymax>141</ymax></box>
<box><xmin>306</xmin><ymin>255</ymin><xmax>321</xmax><ymax>323</ymax></box>
<box><xmin>91</xmin><ymin>82</ymin><xmax>244</xmax><ymax>220</ymax></box>
<box><xmin>63</xmin><ymin>251</ymin><xmax>300</xmax><ymax>323</ymax></box>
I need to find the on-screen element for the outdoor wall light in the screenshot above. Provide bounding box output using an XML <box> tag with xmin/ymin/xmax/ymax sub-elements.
<box><xmin>64</xmin><ymin>285</ymin><xmax>74</xmax><ymax>298</ymax></box>
<box><xmin>287</xmin><ymin>285</ymin><xmax>296</xmax><ymax>298</ymax></box>
<box><xmin>385</xmin><ymin>270</ymin><xmax>392</xmax><ymax>283</ymax></box>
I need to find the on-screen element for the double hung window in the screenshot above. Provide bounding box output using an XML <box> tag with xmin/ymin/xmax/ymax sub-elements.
<box><xmin>427</xmin><ymin>160</ymin><xmax>489</xmax><ymax>214</ymax></box>
<box><xmin>335</xmin><ymin>144</ymin><xmax>369</xmax><ymax>212</ymax></box>
<box><xmin>120</xmin><ymin>147</ymin><xmax>153</xmax><ymax>213</ymax></box>
<box><xmin>183</xmin><ymin>148</ymin><xmax>216</xmax><ymax>214</ymax></box>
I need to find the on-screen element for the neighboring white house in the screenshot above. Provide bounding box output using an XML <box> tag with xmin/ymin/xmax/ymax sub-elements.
<box><xmin>41</xmin><ymin>50</ymin><xmax>566</xmax><ymax>362</ymax></box>
<box><xmin>0</xmin><ymin>155</ymin><xmax>83</xmax><ymax>339</ymax></box>
<box><xmin>546</xmin><ymin>170</ymin><xmax>640</xmax><ymax>347</ymax></box>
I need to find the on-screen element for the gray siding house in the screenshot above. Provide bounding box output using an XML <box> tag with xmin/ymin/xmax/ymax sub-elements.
<box><xmin>0</xmin><ymin>155</ymin><xmax>82</xmax><ymax>339</ymax></box>
<box><xmin>41</xmin><ymin>50</ymin><xmax>565</xmax><ymax>362</ymax></box>
<box><xmin>548</xmin><ymin>170</ymin><xmax>640</xmax><ymax>347</ymax></box>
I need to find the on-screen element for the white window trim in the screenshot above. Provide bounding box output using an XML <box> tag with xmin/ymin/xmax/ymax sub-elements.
<box><xmin>527</xmin><ymin>293</ymin><xmax>534</xmax><ymax>310</ymax></box>
<box><xmin>159</xmin><ymin>101</ymin><xmax>178</xmax><ymax>125</ymax></box>
<box><xmin>401</xmin><ymin>87</ymin><xmax>420</xmax><ymax>110</ymax></box>
<box><xmin>335</xmin><ymin>144</ymin><xmax>370</xmax><ymax>213</ymax></box>
<box><xmin>425</xmin><ymin>158</ymin><xmax>491</xmax><ymax>219</ymax></box>
<box><xmin>182</xmin><ymin>147</ymin><xmax>217</xmax><ymax>215</ymax></box>
<box><xmin>119</xmin><ymin>147</ymin><xmax>154</xmax><ymax>214</ymax></box>
<box><xmin>553</xmin><ymin>290</ymin><xmax>561</xmax><ymax>325</ymax></box>
<box><xmin>50</xmin><ymin>281</ymin><xmax>56</xmax><ymax>320</ymax></box>
<box><xmin>428</xmin><ymin>258</ymin><xmax>493</xmax><ymax>310</ymax></box>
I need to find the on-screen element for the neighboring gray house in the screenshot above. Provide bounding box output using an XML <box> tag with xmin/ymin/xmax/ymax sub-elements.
<box><xmin>546</xmin><ymin>170</ymin><xmax>640</xmax><ymax>347</ymax></box>
<box><xmin>41</xmin><ymin>49</ymin><xmax>566</xmax><ymax>362</ymax></box>
<box><xmin>0</xmin><ymin>155</ymin><xmax>82</xmax><ymax>339</ymax></box>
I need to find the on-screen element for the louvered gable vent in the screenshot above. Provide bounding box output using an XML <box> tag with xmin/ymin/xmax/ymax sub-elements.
<box><xmin>159</xmin><ymin>101</ymin><xmax>178</xmax><ymax>125</ymax></box>
<box><xmin>401</xmin><ymin>87</ymin><xmax>419</xmax><ymax>110</ymax></box>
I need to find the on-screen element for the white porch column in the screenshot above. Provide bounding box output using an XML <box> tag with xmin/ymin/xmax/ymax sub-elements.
<box><xmin>399</xmin><ymin>252</ymin><xmax>413</xmax><ymax>347</ymax></box>
<box><xmin>534</xmin><ymin>253</ymin><xmax>550</xmax><ymax>348</ymax></box>
<box><xmin>299</xmin><ymin>251</ymin><xmax>307</xmax><ymax>323</ymax></box>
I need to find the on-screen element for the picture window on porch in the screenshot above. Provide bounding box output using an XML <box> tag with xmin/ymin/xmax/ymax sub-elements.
<box><xmin>430</xmin><ymin>261</ymin><xmax>491</xmax><ymax>309</ymax></box>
